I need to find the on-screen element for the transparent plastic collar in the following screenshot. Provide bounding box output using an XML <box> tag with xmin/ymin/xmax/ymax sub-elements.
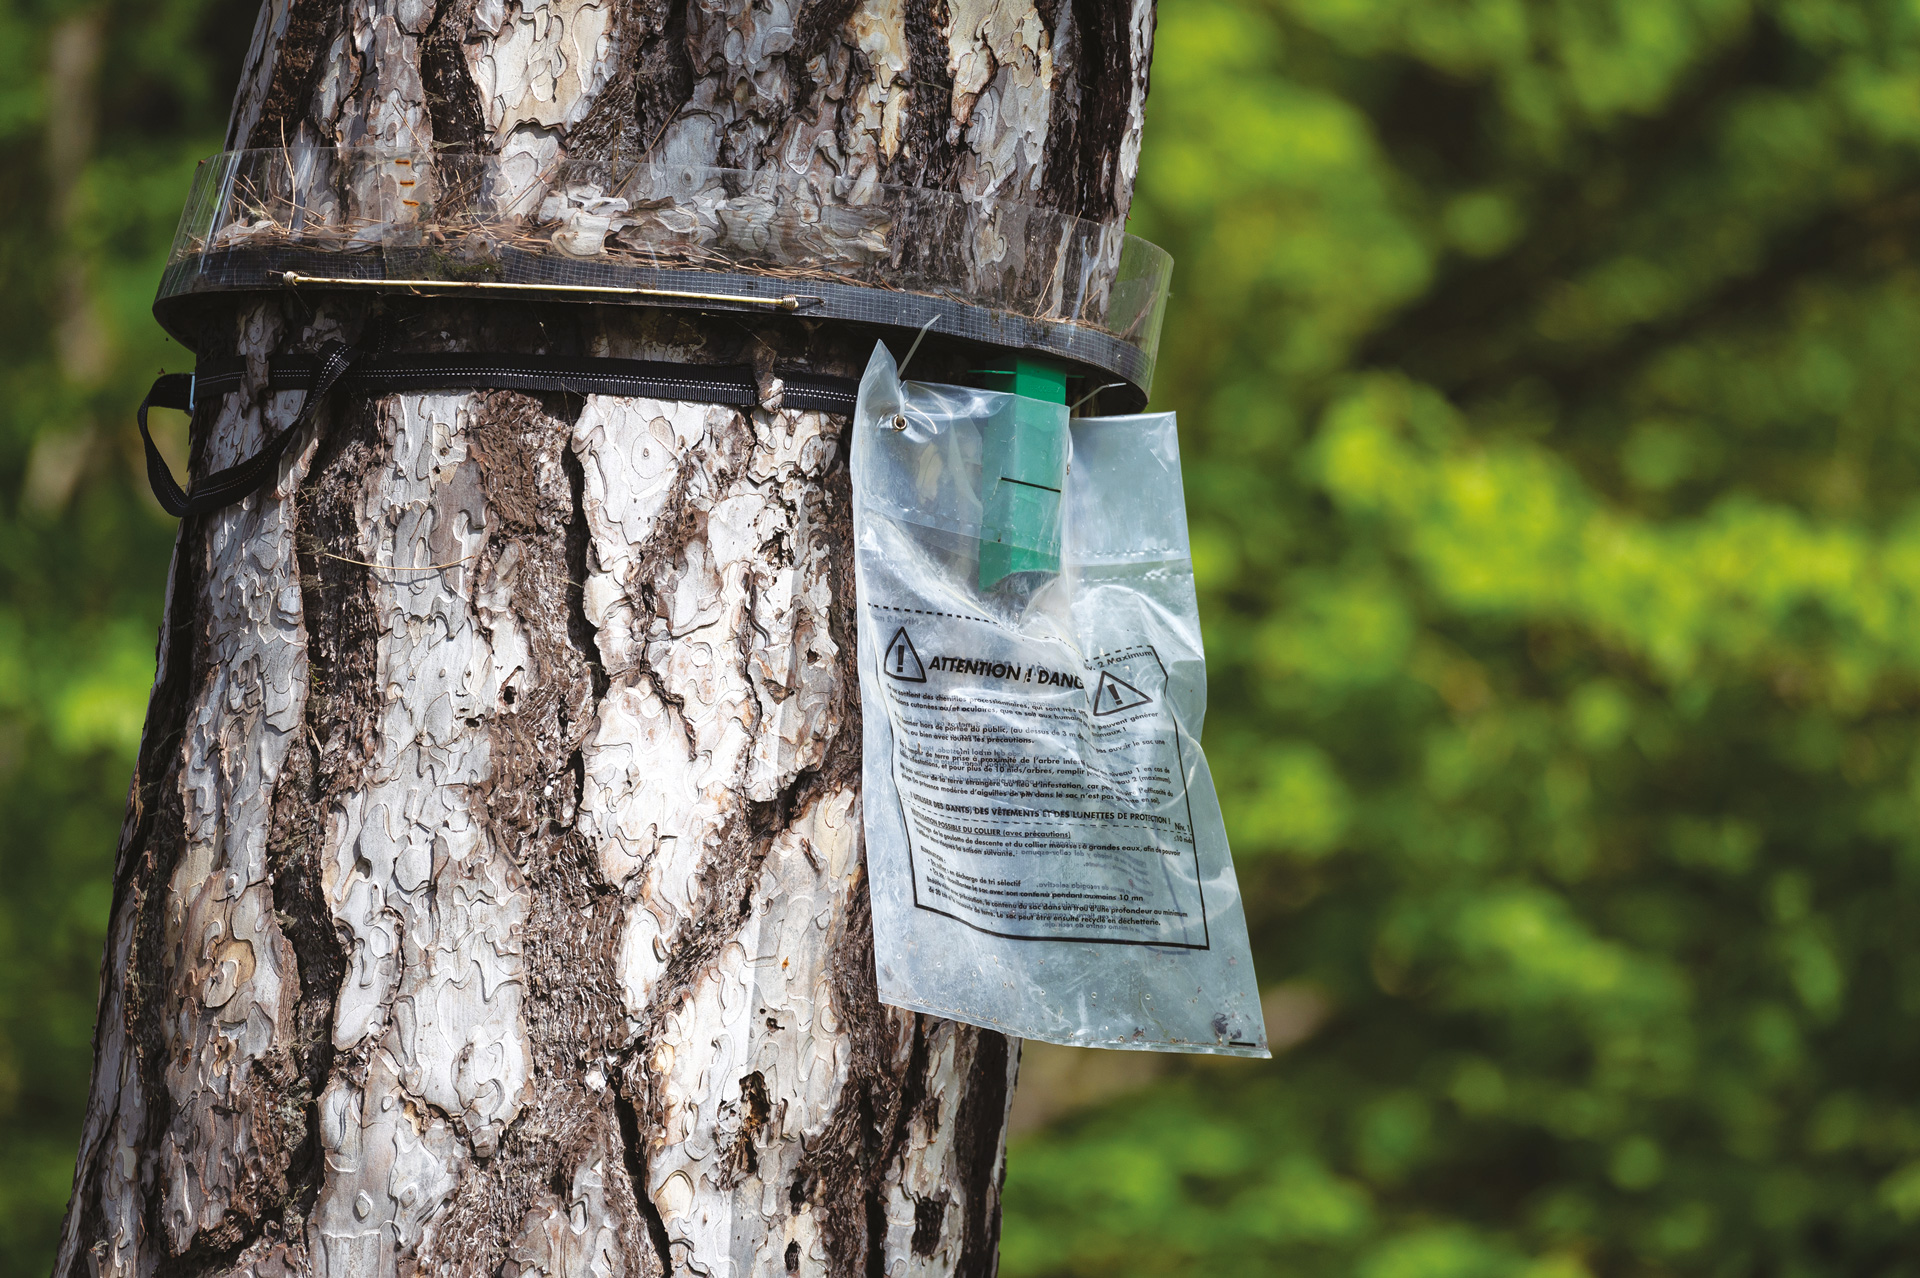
<box><xmin>161</xmin><ymin>148</ymin><xmax>1171</xmax><ymax>392</ymax></box>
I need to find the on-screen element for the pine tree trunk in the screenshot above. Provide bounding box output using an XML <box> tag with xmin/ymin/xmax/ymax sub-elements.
<box><xmin>57</xmin><ymin>3</ymin><xmax>1155</xmax><ymax>1275</ymax></box>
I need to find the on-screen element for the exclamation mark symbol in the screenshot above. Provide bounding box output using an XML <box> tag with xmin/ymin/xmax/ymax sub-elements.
<box><xmin>883</xmin><ymin>627</ymin><xmax>925</xmax><ymax>682</ymax></box>
<box><xmin>1091</xmin><ymin>670</ymin><xmax>1151</xmax><ymax>717</ymax></box>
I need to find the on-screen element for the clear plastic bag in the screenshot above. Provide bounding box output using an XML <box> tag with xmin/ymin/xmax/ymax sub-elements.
<box><xmin>852</xmin><ymin>344</ymin><xmax>1269</xmax><ymax>1055</ymax></box>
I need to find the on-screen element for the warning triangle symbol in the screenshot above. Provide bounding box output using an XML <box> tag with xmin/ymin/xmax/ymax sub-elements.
<box><xmin>1091</xmin><ymin>670</ymin><xmax>1152</xmax><ymax>717</ymax></box>
<box><xmin>883</xmin><ymin>627</ymin><xmax>927</xmax><ymax>682</ymax></box>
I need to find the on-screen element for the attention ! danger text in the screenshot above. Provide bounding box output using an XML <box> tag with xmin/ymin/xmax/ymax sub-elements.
<box><xmin>925</xmin><ymin>655</ymin><xmax>1085</xmax><ymax>688</ymax></box>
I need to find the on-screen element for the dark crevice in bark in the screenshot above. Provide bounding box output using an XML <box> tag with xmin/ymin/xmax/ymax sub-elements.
<box><xmin>854</xmin><ymin>1016</ymin><xmax>932</xmax><ymax>1278</ymax></box>
<box><xmin>617</xmin><ymin>1091</ymin><xmax>677</xmax><ymax>1276</ymax></box>
<box><xmin>594</xmin><ymin>427</ymin><xmax>701</xmax><ymax>718</ymax></box>
<box><xmin>882</xmin><ymin>0</ymin><xmax>992</xmax><ymax>293</ymax></box>
<box><xmin>644</xmin><ymin>769</ymin><xmax>802</xmax><ymax>1039</ymax></box>
<box><xmin>127</xmin><ymin>418</ymin><xmax>220</xmax><ymax>1272</ymax></box>
<box><xmin>240</xmin><ymin>0</ymin><xmax>337</xmax><ymax>150</ymax></box>
<box><xmin>633</xmin><ymin>0</ymin><xmax>696</xmax><ymax>155</ymax></box>
<box><xmin>152</xmin><ymin>1222</ymin><xmax>258</xmax><ymax>1278</ymax></box>
<box><xmin>563</xmin><ymin>436</ymin><xmax>610</xmax><ymax>704</ymax></box>
<box><xmin>862</xmin><ymin>1164</ymin><xmax>889</xmax><ymax>1278</ymax></box>
<box><xmin>793</xmin><ymin>0</ymin><xmax>861</xmax><ymax>65</ymax></box>
<box><xmin>1038</xmin><ymin>0</ymin><xmax>1132</xmax><ymax>221</ymax></box>
<box><xmin>421</xmin><ymin>0</ymin><xmax>488</xmax><ymax>149</ymax></box>
<box><xmin>951</xmin><ymin>1030</ymin><xmax>1012</xmax><ymax>1278</ymax></box>
<box><xmin>111</xmin><ymin>533</ymin><xmax>200</xmax><ymax>908</ymax></box>
<box><xmin>63</xmin><ymin>459</ymin><xmax>207</xmax><ymax>1277</ymax></box>
<box><xmin>911</xmin><ymin>1195</ymin><xmax>946</xmax><ymax>1257</ymax></box>
<box><xmin>890</xmin><ymin>0</ymin><xmax>961</xmax><ymax>191</ymax></box>
<box><xmin>137</xmin><ymin>650</ymin><xmax>238</xmax><ymax>1269</ymax></box>
<box><xmin>801</xmin><ymin>424</ymin><xmax>950</xmax><ymax>1276</ymax></box>
<box><xmin>430</xmin><ymin>388</ymin><xmax>631</xmax><ymax>1275</ymax></box>
<box><xmin>1035</xmin><ymin>0</ymin><xmax>1077</xmax><ymax>209</ymax></box>
<box><xmin>782</xmin><ymin>0</ymin><xmax>860</xmax><ymax>140</ymax></box>
<box><xmin>149</xmin><ymin>380</ymin><xmax>394</xmax><ymax>1278</ymax></box>
<box><xmin>294</xmin><ymin>399</ymin><xmax>387</xmax><ymax>782</ymax></box>
<box><xmin>61</xmin><ymin>1148</ymin><xmax>110</xmax><ymax>1278</ymax></box>
<box><xmin>129</xmin><ymin>770</ymin><xmax>189</xmax><ymax>1271</ymax></box>
<box><xmin>566</xmin><ymin>0</ymin><xmax>685</xmax><ymax>162</ymax></box>
<box><xmin>620</xmin><ymin>417</ymin><xmax>833</xmax><ymax>1081</ymax></box>
<box><xmin>807</xmin><ymin>854</ymin><xmax>918</xmax><ymax>1271</ymax></box>
<box><xmin>262</xmin><ymin>752</ymin><xmax>339</xmax><ymax>1234</ymax></box>
<box><xmin>735</xmin><ymin>1070</ymin><xmax>773</xmax><ymax>1178</ymax></box>
<box><xmin>273</xmin><ymin>389</ymin><xmax>387</xmax><ymax>1231</ymax></box>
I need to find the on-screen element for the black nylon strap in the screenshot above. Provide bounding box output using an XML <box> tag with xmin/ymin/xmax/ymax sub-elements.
<box><xmin>138</xmin><ymin>341</ymin><xmax>361</xmax><ymax>519</ymax></box>
<box><xmin>190</xmin><ymin>358</ymin><xmax>247</xmax><ymax>398</ymax></box>
<box><xmin>274</xmin><ymin>353</ymin><xmax>760</xmax><ymax>404</ymax></box>
<box><xmin>138</xmin><ymin>349</ymin><xmax>858</xmax><ymax>519</ymax></box>
<box><xmin>265</xmin><ymin>353</ymin><xmax>859</xmax><ymax>414</ymax></box>
<box><xmin>136</xmin><ymin>374</ymin><xmax>196</xmax><ymax>516</ymax></box>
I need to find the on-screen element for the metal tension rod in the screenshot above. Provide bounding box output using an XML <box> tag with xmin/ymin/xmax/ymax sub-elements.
<box><xmin>279</xmin><ymin>271</ymin><xmax>818</xmax><ymax>312</ymax></box>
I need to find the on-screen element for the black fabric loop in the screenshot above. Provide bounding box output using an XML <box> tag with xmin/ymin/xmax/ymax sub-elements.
<box><xmin>138</xmin><ymin>341</ymin><xmax>361</xmax><ymax>519</ymax></box>
<box><xmin>137</xmin><ymin>348</ymin><xmax>859</xmax><ymax>519</ymax></box>
<box><xmin>136</xmin><ymin>374</ymin><xmax>197</xmax><ymax>516</ymax></box>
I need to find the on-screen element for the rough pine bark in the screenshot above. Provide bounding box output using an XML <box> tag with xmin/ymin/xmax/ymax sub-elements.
<box><xmin>57</xmin><ymin>3</ymin><xmax>1156</xmax><ymax>1276</ymax></box>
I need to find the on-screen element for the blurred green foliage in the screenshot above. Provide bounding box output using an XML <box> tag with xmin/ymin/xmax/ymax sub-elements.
<box><xmin>4</xmin><ymin>0</ymin><xmax>1920</xmax><ymax>1275</ymax></box>
<box><xmin>1003</xmin><ymin>1</ymin><xmax>1920</xmax><ymax>1275</ymax></box>
<box><xmin>0</xmin><ymin>0</ymin><xmax>250</xmax><ymax>1269</ymax></box>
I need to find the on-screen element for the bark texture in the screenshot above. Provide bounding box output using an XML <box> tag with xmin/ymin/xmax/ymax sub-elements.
<box><xmin>223</xmin><ymin>0</ymin><xmax>1153</xmax><ymax>220</ymax></box>
<box><xmin>60</xmin><ymin>3</ymin><xmax>1153</xmax><ymax>1276</ymax></box>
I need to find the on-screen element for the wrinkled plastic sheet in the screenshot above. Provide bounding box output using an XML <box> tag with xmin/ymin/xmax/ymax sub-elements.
<box><xmin>852</xmin><ymin>344</ymin><xmax>1268</xmax><ymax>1055</ymax></box>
